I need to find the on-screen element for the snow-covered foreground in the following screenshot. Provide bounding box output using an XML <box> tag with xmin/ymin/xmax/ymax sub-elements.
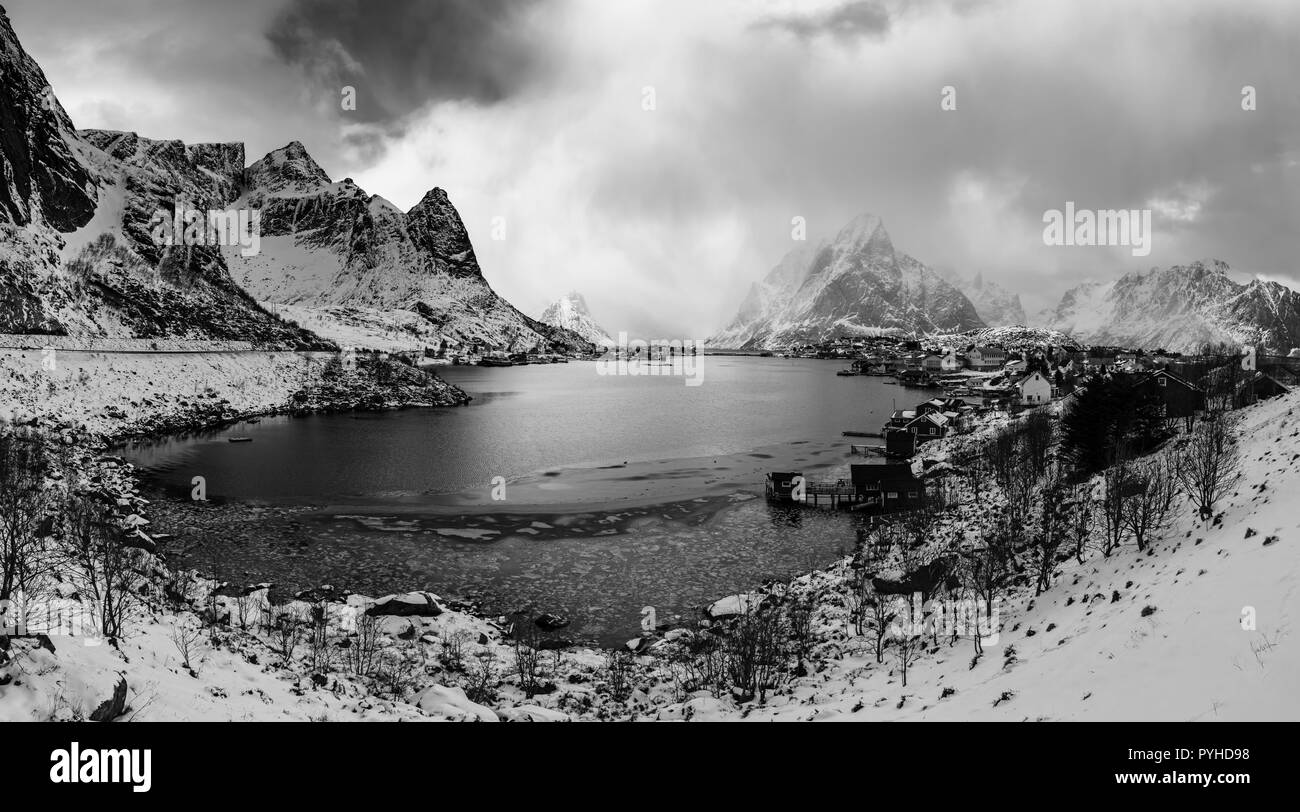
<box><xmin>660</xmin><ymin>391</ymin><xmax>1300</xmax><ymax>721</ymax></box>
<box><xmin>2</xmin><ymin>354</ymin><xmax>1295</xmax><ymax>722</ymax></box>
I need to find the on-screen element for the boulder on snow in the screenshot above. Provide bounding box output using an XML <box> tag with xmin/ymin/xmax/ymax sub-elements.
<box><xmin>412</xmin><ymin>684</ymin><xmax>497</xmax><ymax>722</ymax></box>
<box><xmin>496</xmin><ymin>705</ymin><xmax>570</xmax><ymax>722</ymax></box>
<box><xmin>705</xmin><ymin>593</ymin><xmax>761</xmax><ymax>620</ymax></box>
<box><xmin>365</xmin><ymin>591</ymin><xmax>444</xmax><ymax>617</ymax></box>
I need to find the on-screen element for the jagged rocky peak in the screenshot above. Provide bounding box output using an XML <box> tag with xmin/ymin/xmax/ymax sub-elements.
<box><xmin>1043</xmin><ymin>258</ymin><xmax>1300</xmax><ymax>352</ymax></box>
<box><xmin>79</xmin><ymin>129</ymin><xmax>246</xmax><ymax>190</ymax></box>
<box><xmin>246</xmin><ymin>140</ymin><xmax>331</xmax><ymax>194</ymax></box>
<box><xmin>406</xmin><ymin>187</ymin><xmax>479</xmax><ymax>276</ymax></box>
<box><xmin>0</xmin><ymin>3</ymin><xmax>96</xmax><ymax>231</ymax></box>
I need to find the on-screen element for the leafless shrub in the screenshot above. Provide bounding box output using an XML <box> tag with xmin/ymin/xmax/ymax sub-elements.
<box><xmin>375</xmin><ymin>641</ymin><xmax>422</xmax><ymax>700</ymax></box>
<box><xmin>1175</xmin><ymin>415</ymin><xmax>1241</xmax><ymax>521</ymax></box>
<box><xmin>512</xmin><ymin>620</ymin><xmax>547</xmax><ymax>699</ymax></box>
<box><xmin>461</xmin><ymin>649</ymin><xmax>500</xmax><ymax>705</ymax></box>
<box><xmin>724</xmin><ymin>605</ymin><xmax>787</xmax><ymax>703</ymax></box>
<box><xmin>439</xmin><ymin>629</ymin><xmax>473</xmax><ymax>672</ymax></box>
<box><xmin>171</xmin><ymin>614</ymin><xmax>203</xmax><ymax>674</ymax></box>
<box><xmin>602</xmin><ymin>649</ymin><xmax>636</xmax><ymax>703</ymax></box>
<box><xmin>1123</xmin><ymin>456</ymin><xmax>1179</xmax><ymax>551</ymax></box>
<box><xmin>271</xmin><ymin>607</ymin><xmax>302</xmax><ymax>663</ymax></box>
<box><xmin>65</xmin><ymin>496</ymin><xmax>141</xmax><ymax>641</ymax></box>
<box><xmin>347</xmin><ymin>612</ymin><xmax>382</xmax><ymax>678</ymax></box>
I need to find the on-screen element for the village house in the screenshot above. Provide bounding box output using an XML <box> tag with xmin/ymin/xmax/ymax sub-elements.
<box><xmin>1134</xmin><ymin>368</ymin><xmax>1204</xmax><ymax>419</ymax></box>
<box><xmin>885</xmin><ymin>409</ymin><xmax>919</xmax><ymax>431</ymax></box>
<box><xmin>850</xmin><ymin>462</ymin><xmax>927</xmax><ymax>510</ymax></box>
<box><xmin>1014</xmin><ymin>370</ymin><xmax>1053</xmax><ymax>406</ymax></box>
<box><xmin>904</xmin><ymin>411</ymin><xmax>951</xmax><ymax>443</ymax></box>
<box><xmin>940</xmin><ymin>350</ymin><xmax>963</xmax><ymax>372</ymax></box>
<box><xmin>922</xmin><ymin>354</ymin><xmax>944</xmax><ymax>373</ymax></box>
<box><xmin>966</xmin><ymin>346</ymin><xmax>1007</xmax><ymax>371</ymax></box>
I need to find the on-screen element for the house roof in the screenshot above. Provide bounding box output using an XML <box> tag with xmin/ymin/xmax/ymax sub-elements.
<box><xmin>906</xmin><ymin>411</ymin><xmax>950</xmax><ymax>427</ymax></box>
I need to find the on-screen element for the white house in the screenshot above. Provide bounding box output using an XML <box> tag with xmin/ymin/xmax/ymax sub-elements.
<box><xmin>940</xmin><ymin>351</ymin><xmax>962</xmax><ymax>372</ymax></box>
<box><xmin>967</xmin><ymin>346</ymin><xmax>1007</xmax><ymax>371</ymax></box>
<box><xmin>1015</xmin><ymin>371</ymin><xmax>1053</xmax><ymax>405</ymax></box>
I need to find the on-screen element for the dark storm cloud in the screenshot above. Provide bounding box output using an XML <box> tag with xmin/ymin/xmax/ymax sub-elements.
<box><xmin>266</xmin><ymin>0</ymin><xmax>550</xmax><ymax>124</ymax></box>
<box><xmin>756</xmin><ymin>1</ymin><xmax>892</xmax><ymax>41</ymax></box>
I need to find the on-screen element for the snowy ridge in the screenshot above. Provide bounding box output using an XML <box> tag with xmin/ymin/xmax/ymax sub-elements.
<box><xmin>1038</xmin><ymin>260</ymin><xmax>1300</xmax><ymax>352</ymax></box>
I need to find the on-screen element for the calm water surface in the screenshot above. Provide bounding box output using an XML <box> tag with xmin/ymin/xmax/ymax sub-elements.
<box><xmin>123</xmin><ymin>358</ymin><xmax>915</xmax><ymax>643</ymax></box>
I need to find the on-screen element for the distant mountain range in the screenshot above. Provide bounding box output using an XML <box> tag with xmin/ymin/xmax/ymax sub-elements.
<box><xmin>708</xmin><ymin>214</ymin><xmax>985</xmax><ymax>350</ymax></box>
<box><xmin>536</xmin><ymin>292</ymin><xmax>613</xmax><ymax>347</ymax></box>
<box><xmin>1033</xmin><ymin>260</ymin><xmax>1300</xmax><ymax>353</ymax></box>
<box><xmin>0</xmin><ymin>7</ymin><xmax>591</xmax><ymax>354</ymax></box>
<box><xmin>939</xmin><ymin>271</ymin><xmax>1027</xmax><ymax>328</ymax></box>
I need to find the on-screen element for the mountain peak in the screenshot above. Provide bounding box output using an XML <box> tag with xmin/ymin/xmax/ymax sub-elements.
<box><xmin>833</xmin><ymin>212</ymin><xmax>894</xmax><ymax>264</ymax></box>
<box><xmin>539</xmin><ymin>291</ymin><xmax>613</xmax><ymax>346</ymax></box>
<box><xmin>247</xmin><ymin>141</ymin><xmax>330</xmax><ymax>193</ymax></box>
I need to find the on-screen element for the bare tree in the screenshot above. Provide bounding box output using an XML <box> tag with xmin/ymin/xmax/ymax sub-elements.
<box><xmin>865</xmin><ymin>590</ymin><xmax>898</xmax><ymax>664</ymax></box>
<box><xmin>1122</xmin><ymin>456</ymin><xmax>1178</xmax><ymax>551</ymax></box>
<box><xmin>1175</xmin><ymin>414</ymin><xmax>1241</xmax><ymax>521</ymax></box>
<box><xmin>1021</xmin><ymin>409</ymin><xmax>1055</xmax><ymax>478</ymax></box>
<box><xmin>1099</xmin><ymin>458</ymin><xmax>1135</xmax><ymax>557</ymax></box>
<box><xmin>347</xmin><ymin>612</ymin><xmax>382</xmax><ymax>677</ymax></box>
<box><xmin>65</xmin><ymin>496</ymin><xmax>140</xmax><ymax>641</ymax></box>
<box><xmin>892</xmin><ymin>612</ymin><xmax>923</xmax><ymax>688</ymax></box>
<box><xmin>512</xmin><ymin>619</ymin><xmax>547</xmax><ymax>699</ymax></box>
<box><xmin>0</xmin><ymin>431</ymin><xmax>56</xmax><ymax>602</ymax></box>
<box><xmin>1032</xmin><ymin>487</ymin><xmax>1066</xmax><ymax>595</ymax></box>
<box><xmin>1065</xmin><ymin>483</ymin><xmax>1095</xmax><ymax>564</ymax></box>
<box><xmin>724</xmin><ymin>605</ymin><xmax>787</xmax><ymax>703</ymax></box>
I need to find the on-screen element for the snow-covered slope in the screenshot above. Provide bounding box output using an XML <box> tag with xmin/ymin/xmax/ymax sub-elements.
<box><xmin>1039</xmin><ymin>260</ymin><xmax>1300</xmax><ymax>352</ymax></box>
<box><xmin>709</xmin><ymin>214</ymin><xmax>985</xmax><ymax>350</ymax></box>
<box><xmin>537</xmin><ymin>291</ymin><xmax>614</xmax><ymax>347</ymax></box>
<box><xmin>225</xmin><ymin>143</ymin><xmax>595</xmax><ymax>355</ymax></box>
<box><xmin>660</xmin><ymin>388</ymin><xmax>1300</xmax><ymax>721</ymax></box>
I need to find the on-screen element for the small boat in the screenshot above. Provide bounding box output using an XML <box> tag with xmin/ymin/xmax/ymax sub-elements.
<box><xmin>836</xmin><ymin>369</ymin><xmax>859</xmax><ymax>377</ymax></box>
<box><xmin>228</xmin><ymin>437</ymin><xmax>253</xmax><ymax>443</ymax></box>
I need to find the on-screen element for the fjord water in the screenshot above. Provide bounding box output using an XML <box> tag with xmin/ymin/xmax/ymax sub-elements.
<box><xmin>124</xmin><ymin>357</ymin><xmax>909</xmax><ymax>643</ymax></box>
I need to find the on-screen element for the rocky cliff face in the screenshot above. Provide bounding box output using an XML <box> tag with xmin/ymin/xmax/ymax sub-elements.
<box><xmin>1039</xmin><ymin>260</ymin><xmax>1300</xmax><ymax>352</ymax></box>
<box><xmin>0</xmin><ymin>3</ymin><xmax>95</xmax><ymax>233</ymax></box>
<box><xmin>0</xmin><ymin>6</ymin><xmax>322</xmax><ymax>345</ymax></box>
<box><xmin>709</xmin><ymin>214</ymin><xmax>985</xmax><ymax>350</ymax></box>
<box><xmin>0</xmin><ymin>8</ymin><xmax>586</xmax><ymax>353</ymax></box>
<box><xmin>225</xmin><ymin>142</ymin><xmax>594</xmax><ymax>354</ymax></box>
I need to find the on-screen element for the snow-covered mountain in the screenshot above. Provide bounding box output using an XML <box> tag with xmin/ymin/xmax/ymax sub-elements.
<box><xmin>709</xmin><ymin>214</ymin><xmax>985</xmax><ymax>350</ymax></box>
<box><xmin>226</xmin><ymin>143</ymin><xmax>594</xmax><ymax>354</ymax></box>
<box><xmin>1037</xmin><ymin>260</ymin><xmax>1300</xmax><ymax>352</ymax></box>
<box><xmin>537</xmin><ymin>292</ymin><xmax>614</xmax><ymax>347</ymax></box>
<box><xmin>0</xmin><ymin>7</ymin><xmax>318</xmax><ymax>345</ymax></box>
<box><xmin>0</xmin><ymin>8</ymin><xmax>589</xmax><ymax>354</ymax></box>
<box><xmin>951</xmin><ymin>272</ymin><xmax>1026</xmax><ymax>327</ymax></box>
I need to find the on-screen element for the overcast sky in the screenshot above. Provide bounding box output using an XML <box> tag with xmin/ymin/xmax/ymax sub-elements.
<box><xmin>10</xmin><ymin>0</ymin><xmax>1300</xmax><ymax>337</ymax></box>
